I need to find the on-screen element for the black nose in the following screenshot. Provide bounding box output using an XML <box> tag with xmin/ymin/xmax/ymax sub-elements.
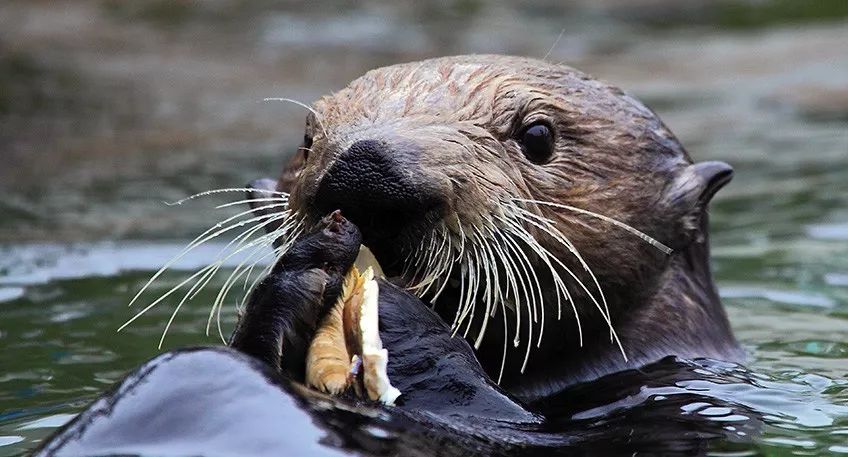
<box><xmin>313</xmin><ymin>139</ymin><xmax>434</xmax><ymax>239</ymax></box>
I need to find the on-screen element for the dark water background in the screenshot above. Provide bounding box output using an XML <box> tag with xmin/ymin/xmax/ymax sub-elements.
<box><xmin>1</xmin><ymin>1</ymin><xmax>846</xmax><ymax>455</ymax></box>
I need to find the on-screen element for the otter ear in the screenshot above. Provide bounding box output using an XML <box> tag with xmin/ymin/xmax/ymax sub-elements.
<box><xmin>665</xmin><ymin>161</ymin><xmax>733</xmax><ymax>209</ymax></box>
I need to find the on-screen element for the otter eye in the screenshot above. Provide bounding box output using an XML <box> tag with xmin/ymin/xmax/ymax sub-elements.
<box><xmin>519</xmin><ymin>123</ymin><xmax>555</xmax><ymax>164</ymax></box>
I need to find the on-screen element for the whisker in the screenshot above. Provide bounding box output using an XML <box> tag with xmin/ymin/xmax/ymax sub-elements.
<box><xmin>471</xmin><ymin>228</ymin><xmax>492</xmax><ymax>347</ymax></box>
<box><xmin>497</xmin><ymin>286</ymin><xmax>509</xmax><ymax>385</ymax></box>
<box><xmin>421</xmin><ymin>226</ymin><xmax>451</xmax><ymax>301</ymax></box>
<box><xmin>218</xmin><ymin>210</ymin><xmax>291</xmax><ymax>257</ymax></box>
<box><xmin>496</xmin><ymin>226</ymin><xmax>542</xmax><ymax>372</ymax></box>
<box><xmin>120</xmin><ymin>265</ymin><xmax>217</xmax><ymax>332</ymax></box>
<box><xmin>158</xmin><ymin>265</ymin><xmax>218</xmax><ymax>349</ymax></box>
<box><xmin>216</xmin><ymin>297</ymin><xmax>227</xmax><ymax>344</ymax></box>
<box><xmin>451</xmin><ymin>249</ymin><xmax>473</xmax><ymax>336</ymax></box>
<box><xmin>542</xmin><ymin>28</ymin><xmax>566</xmax><ymax>61</ymax></box>
<box><xmin>204</xmin><ymin>227</ymin><xmax>292</xmax><ymax>319</ymax></box>
<box><xmin>489</xmin><ymin>229</ymin><xmax>520</xmax><ymax>316</ymax></box>
<box><xmin>472</xmin><ymin>224</ymin><xmax>502</xmax><ymax>350</ymax></box>
<box><xmin>502</xmin><ymin>209</ymin><xmax>625</xmax><ymax>361</ymax></box>
<box><xmin>462</xmin><ymin>244</ymin><xmax>481</xmax><ymax>339</ymax></box>
<box><xmin>502</xmin><ymin>215</ymin><xmax>586</xmax><ymax>337</ymax></box>
<box><xmin>504</xmin><ymin>221</ymin><xmax>563</xmax><ymax>351</ymax></box>
<box><xmin>489</xmin><ymin>228</ymin><xmax>527</xmax><ymax>378</ymax></box>
<box><xmin>165</xmin><ymin>188</ymin><xmax>288</xmax><ymax>207</ymax></box>
<box><xmin>215</xmin><ymin>197</ymin><xmax>288</xmax><ymax>210</ymax></box>
<box><xmin>239</xmin><ymin>221</ymin><xmax>306</xmax><ymax>310</ymax></box>
<box><xmin>151</xmin><ymin>226</ymin><xmax>286</xmax><ymax>343</ymax></box>
<box><xmin>407</xmin><ymin>231</ymin><xmax>439</xmax><ymax>291</ymax></box>
<box><xmin>495</xmin><ymin>230</ymin><xmax>528</xmax><ymax>349</ymax></box>
<box><xmin>263</xmin><ymin>97</ymin><xmax>329</xmax><ymax>139</ymax></box>
<box><xmin>512</xmin><ymin>198</ymin><xmax>673</xmax><ymax>255</ymax></box>
<box><xmin>205</xmin><ymin>240</ymin><xmax>275</xmax><ymax>336</ymax></box>
<box><xmin>185</xmin><ymin>212</ymin><xmax>294</xmax><ymax>330</ymax></box>
<box><xmin>416</xmin><ymin>226</ymin><xmax>451</xmax><ymax>297</ymax></box>
<box><xmin>429</xmin><ymin>231</ymin><xmax>456</xmax><ymax>304</ymax></box>
<box><xmin>128</xmin><ymin>202</ymin><xmax>288</xmax><ymax>308</ymax></box>
<box><xmin>127</xmin><ymin>209</ymin><xmax>291</xmax><ymax>337</ymax></box>
<box><xmin>510</xmin><ymin>205</ymin><xmax>576</xmax><ymax>320</ymax></box>
<box><xmin>512</xmin><ymin>206</ymin><xmax>613</xmax><ymax>342</ymax></box>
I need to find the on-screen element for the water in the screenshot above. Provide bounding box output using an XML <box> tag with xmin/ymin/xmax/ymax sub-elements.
<box><xmin>1</xmin><ymin>1</ymin><xmax>847</xmax><ymax>455</ymax></box>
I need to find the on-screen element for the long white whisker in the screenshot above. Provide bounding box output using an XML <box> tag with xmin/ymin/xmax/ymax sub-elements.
<box><xmin>407</xmin><ymin>231</ymin><xmax>440</xmax><ymax>291</ymax></box>
<box><xmin>461</xmin><ymin>240</ymin><xmax>484</xmax><ymax>339</ymax></box>
<box><xmin>263</xmin><ymin>97</ymin><xmax>328</xmax><ymax>139</ymax></box>
<box><xmin>512</xmin><ymin>206</ymin><xmax>611</xmax><ymax>341</ymax></box>
<box><xmin>500</xmin><ymin>214</ymin><xmax>583</xmax><ymax>345</ymax></box>
<box><xmin>205</xmin><ymin>238</ymin><xmax>277</xmax><ymax>336</ymax></box>
<box><xmin>503</xmin><ymin>212</ymin><xmax>624</xmax><ymax>361</ymax></box>
<box><xmin>119</xmin><ymin>265</ymin><xmax>216</xmax><ymax>332</ymax></box>
<box><xmin>506</xmin><ymin>208</ymin><xmax>581</xmax><ymax>320</ymax></box>
<box><xmin>472</xmin><ymin>224</ymin><xmax>503</xmax><ymax>350</ymax></box>
<box><xmin>218</xmin><ymin>210</ymin><xmax>291</xmax><ymax>257</ymax></box>
<box><xmin>495</xmin><ymin>229</ymin><xmax>528</xmax><ymax>349</ymax></box>
<box><xmin>124</xmin><ymin>218</ymin><xmax>289</xmax><ymax>335</ymax></box>
<box><xmin>205</xmin><ymin>228</ymin><xmax>292</xmax><ymax>321</ymax></box>
<box><xmin>165</xmin><ymin>188</ymin><xmax>288</xmax><ymax>207</ymax></box>
<box><xmin>471</xmin><ymin>227</ymin><xmax>492</xmax><ymax>347</ymax></box>
<box><xmin>429</xmin><ymin>230</ymin><xmax>457</xmax><ymax>304</ymax></box>
<box><xmin>497</xmin><ymin>226</ymin><xmax>541</xmax><ymax>373</ymax></box>
<box><xmin>190</xmin><ymin>212</ymin><xmax>294</xmax><ymax>332</ymax></box>
<box><xmin>430</xmin><ymin>227</ymin><xmax>454</xmax><ymax>298</ymax></box>
<box><xmin>512</xmin><ymin>198</ymin><xmax>673</xmax><ymax>255</ymax></box>
<box><xmin>128</xmin><ymin>202</ymin><xmax>288</xmax><ymax>308</ymax></box>
<box><xmin>158</xmin><ymin>265</ymin><xmax>218</xmax><ymax>349</ymax></box>
<box><xmin>215</xmin><ymin>197</ymin><xmax>288</xmax><ymax>210</ymax></box>
<box><xmin>415</xmin><ymin>226</ymin><xmax>451</xmax><ymax>297</ymax></box>
<box><xmin>497</xmin><ymin>287</ymin><xmax>509</xmax><ymax>385</ymax></box>
<box><xmin>240</xmin><ymin>221</ymin><xmax>305</xmax><ymax>310</ymax></box>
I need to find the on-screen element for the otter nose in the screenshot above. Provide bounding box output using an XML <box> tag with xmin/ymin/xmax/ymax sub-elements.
<box><xmin>313</xmin><ymin>139</ymin><xmax>428</xmax><ymax>237</ymax></box>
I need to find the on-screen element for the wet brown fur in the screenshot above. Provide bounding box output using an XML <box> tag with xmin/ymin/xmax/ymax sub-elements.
<box><xmin>273</xmin><ymin>55</ymin><xmax>741</xmax><ymax>400</ymax></box>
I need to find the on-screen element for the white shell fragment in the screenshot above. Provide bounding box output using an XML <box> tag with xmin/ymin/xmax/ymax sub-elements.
<box><xmin>358</xmin><ymin>269</ymin><xmax>401</xmax><ymax>405</ymax></box>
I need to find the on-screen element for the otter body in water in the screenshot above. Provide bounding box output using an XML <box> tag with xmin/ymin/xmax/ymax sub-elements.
<box><xmin>39</xmin><ymin>216</ymin><xmax>755</xmax><ymax>457</ymax></box>
<box><xmin>38</xmin><ymin>55</ymin><xmax>746</xmax><ymax>455</ymax></box>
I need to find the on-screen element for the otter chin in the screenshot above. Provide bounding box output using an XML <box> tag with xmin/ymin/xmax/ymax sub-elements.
<box><xmin>249</xmin><ymin>54</ymin><xmax>742</xmax><ymax>400</ymax></box>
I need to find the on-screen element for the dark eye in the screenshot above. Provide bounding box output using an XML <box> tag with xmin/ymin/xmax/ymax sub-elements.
<box><xmin>518</xmin><ymin>122</ymin><xmax>555</xmax><ymax>164</ymax></box>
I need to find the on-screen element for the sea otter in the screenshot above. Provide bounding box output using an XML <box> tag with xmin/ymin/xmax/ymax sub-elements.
<box><xmin>39</xmin><ymin>214</ymin><xmax>758</xmax><ymax>456</ymax></box>
<box><xmin>250</xmin><ymin>54</ymin><xmax>742</xmax><ymax>398</ymax></box>
<box><xmin>37</xmin><ymin>55</ymin><xmax>748</xmax><ymax>455</ymax></box>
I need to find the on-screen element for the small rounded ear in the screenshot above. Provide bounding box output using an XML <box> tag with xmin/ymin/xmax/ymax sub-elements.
<box><xmin>665</xmin><ymin>161</ymin><xmax>733</xmax><ymax>210</ymax></box>
<box><xmin>694</xmin><ymin>161</ymin><xmax>734</xmax><ymax>204</ymax></box>
<box><xmin>664</xmin><ymin>161</ymin><xmax>733</xmax><ymax>244</ymax></box>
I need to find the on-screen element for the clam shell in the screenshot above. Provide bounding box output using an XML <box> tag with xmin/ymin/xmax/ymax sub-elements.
<box><xmin>305</xmin><ymin>260</ymin><xmax>400</xmax><ymax>405</ymax></box>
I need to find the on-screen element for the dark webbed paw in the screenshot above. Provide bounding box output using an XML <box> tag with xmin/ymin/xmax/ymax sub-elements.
<box><xmin>376</xmin><ymin>281</ymin><xmax>540</xmax><ymax>423</ymax></box>
<box><xmin>229</xmin><ymin>211</ymin><xmax>362</xmax><ymax>379</ymax></box>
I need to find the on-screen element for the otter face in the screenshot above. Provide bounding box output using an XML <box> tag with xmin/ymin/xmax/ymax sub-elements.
<box><xmin>260</xmin><ymin>55</ymin><xmax>732</xmax><ymax>378</ymax></box>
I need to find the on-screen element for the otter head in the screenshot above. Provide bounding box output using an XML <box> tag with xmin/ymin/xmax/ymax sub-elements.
<box><xmin>253</xmin><ymin>55</ymin><xmax>733</xmax><ymax>380</ymax></box>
